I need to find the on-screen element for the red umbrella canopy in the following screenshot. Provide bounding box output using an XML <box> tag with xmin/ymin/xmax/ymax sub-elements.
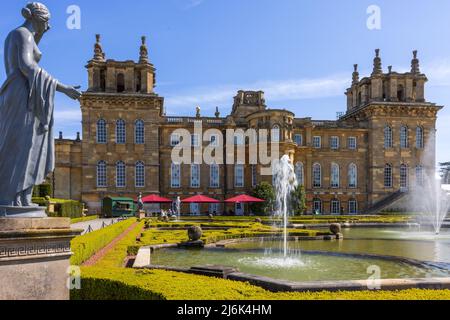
<box><xmin>225</xmin><ymin>195</ymin><xmax>265</xmax><ymax>203</ymax></box>
<box><xmin>141</xmin><ymin>194</ymin><xmax>173</xmax><ymax>203</ymax></box>
<box><xmin>182</xmin><ymin>195</ymin><xmax>220</xmax><ymax>203</ymax></box>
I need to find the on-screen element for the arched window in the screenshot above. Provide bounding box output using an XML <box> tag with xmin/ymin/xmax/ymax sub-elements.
<box><xmin>135</xmin><ymin>120</ymin><xmax>145</xmax><ymax>144</ymax></box>
<box><xmin>415</xmin><ymin>165</ymin><xmax>424</xmax><ymax>186</ymax></box>
<box><xmin>135</xmin><ymin>161</ymin><xmax>145</xmax><ymax>188</ymax></box>
<box><xmin>331</xmin><ymin>163</ymin><xmax>340</xmax><ymax>188</ymax></box>
<box><xmin>210</xmin><ymin>164</ymin><xmax>220</xmax><ymax>188</ymax></box>
<box><xmin>116</xmin><ymin>119</ymin><xmax>126</xmax><ymax>144</ymax></box>
<box><xmin>117</xmin><ymin>73</ymin><xmax>125</xmax><ymax>93</ymax></box>
<box><xmin>348</xmin><ymin>163</ymin><xmax>357</xmax><ymax>188</ymax></box>
<box><xmin>400</xmin><ymin>164</ymin><xmax>409</xmax><ymax>190</ymax></box>
<box><xmin>397</xmin><ymin>84</ymin><xmax>405</xmax><ymax>101</ymax></box>
<box><xmin>96</xmin><ymin>119</ymin><xmax>107</xmax><ymax>144</ymax></box>
<box><xmin>400</xmin><ymin>126</ymin><xmax>409</xmax><ymax>148</ymax></box>
<box><xmin>331</xmin><ymin>199</ymin><xmax>341</xmax><ymax>215</ymax></box>
<box><xmin>313</xmin><ymin>163</ymin><xmax>321</xmax><ymax>188</ymax></box>
<box><xmin>416</xmin><ymin>126</ymin><xmax>424</xmax><ymax>149</ymax></box>
<box><xmin>97</xmin><ymin>161</ymin><xmax>107</xmax><ymax>187</ymax></box>
<box><xmin>384</xmin><ymin>164</ymin><xmax>393</xmax><ymax>188</ymax></box>
<box><xmin>116</xmin><ymin>161</ymin><xmax>126</xmax><ymax>188</ymax></box>
<box><xmin>313</xmin><ymin>198</ymin><xmax>322</xmax><ymax>214</ymax></box>
<box><xmin>271</xmin><ymin>125</ymin><xmax>280</xmax><ymax>142</ymax></box>
<box><xmin>295</xmin><ymin>162</ymin><xmax>304</xmax><ymax>186</ymax></box>
<box><xmin>384</xmin><ymin>125</ymin><xmax>393</xmax><ymax>149</ymax></box>
<box><xmin>171</xmin><ymin>163</ymin><xmax>181</xmax><ymax>188</ymax></box>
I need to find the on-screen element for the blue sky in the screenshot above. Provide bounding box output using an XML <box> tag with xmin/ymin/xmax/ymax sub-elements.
<box><xmin>1</xmin><ymin>0</ymin><xmax>450</xmax><ymax>164</ymax></box>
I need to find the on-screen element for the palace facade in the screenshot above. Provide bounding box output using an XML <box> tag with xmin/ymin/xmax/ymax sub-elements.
<box><xmin>53</xmin><ymin>36</ymin><xmax>443</xmax><ymax>215</ymax></box>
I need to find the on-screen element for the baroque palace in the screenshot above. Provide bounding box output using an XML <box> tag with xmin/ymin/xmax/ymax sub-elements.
<box><xmin>53</xmin><ymin>35</ymin><xmax>443</xmax><ymax>215</ymax></box>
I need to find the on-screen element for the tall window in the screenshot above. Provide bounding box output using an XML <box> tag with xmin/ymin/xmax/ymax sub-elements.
<box><xmin>191</xmin><ymin>134</ymin><xmax>200</xmax><ymax>147</ymax></box>
<box><xmin>271</xmin><ymin>125</ymin><xmax>280</xmax><ymax>142</ymax></box>
<box><xmin>191</xmin><ymin>164</ymin><xmax>200</xmax><ymax>188</ymax></box>
<box><xmin>331</xmin><ymin>199</ymin><xmax>341</xmax><ymax>215</ymax></box>
<box><xmin>170</xmin><ymin>133</ymin><xmax>180</xmax><ymax>146</ymax></box>
<box><xmin>313</xmin><ymin>163</ymin><xmax>322</xmax><ymax>188</ymax></box>
<box><xmin>331</xmin><ymin>163</ymin><xmax>340</xmax><ymax>188</ymax></box>
<box><xmin>116</xmin><ymin>161</ymin><xmax>126</xmax><ymax>188</ymax></box>
<box><xmin>97</xmin><ymin>119</ymin><xmax>107</xmax><ymax>144</ymax></box>
<box><xmin>171</xmin><ymin>163</ymin><xmax>181</xmax><ymax>188</ymax></box>
<box><xmin>209</xmin><ymin>203</ymin><xmax>220</xmax><ymax>215</ymax></box>
<box><xmin>135</xmin><ymin>161</ymin><xmax>145</xmax><ymax>188</ymax></box>
<box><xmin>117</xmin><ymin>73</ymin><xmax>125</xmax><ymax>92</ymax></box>
<box><xmin>135</xmin><ymin>120</ymin><xmax>145</xmax><ymax>144</ymax></box>
<box><xmin>416</xmin><ymin>165</ymin><xmax>424</xmax><ymax>186</ymax></box>
<box><xmin>330</xmin><ymin>136</ymin><xmax>339</xmax><ymax>150</ymax></box>
<box><xmin>97</xmin><ymin>161</ymin><xmax>107</xmax><ymax>187</ymax></box>
<box><xmin>235</xmin><ymin>164</ymin><xmax>244</xmax><ymax>187</ymax></box>
<box><xmin>190</xmin><ymin>203</ymin><xmax>200</xmax><ymax>215</ymax></box>
<box><xmin>400</xmin><ymin>126</ymin><xmax>409</xmax><ymax>148</ymax></box>
<box><xmin>313</xmin><ymin>136</ymin><xmax>322</xmax><ymax>149</ymax></box>
<box><xmin>400</xmin><ymin>164</ymin><xmax>409</xmax><ymax>190</ymax></box>
<box><xmin>116</xmin><ymin>119</ymin><xmax>126</xmax><ymax>144</ymax></box>
<box><xmin>313</xmin><ymin>198</ymin><xmax>322</xmax><ymax>214</ymax></box>
<box><xmin>295</xmin><ymin>162</ymin><xmax>304</xmax><ymax>186</ymax></box>
<box><xmin>384</xmin><ymin>126</ymin><xmax>393</xmax><ymax>148</ymax></box>
<box><xmin>251</xmin><ymin>165</ymin><xmax>257</xmax><ymax>187</ymax></box>
<box><xmin>384</xmin><ymin>164</ymin><xmax>393</xmax><ymax>188</ymax></box>
<box><xmin>348</xmin><ymin>163</ymin><xmax>358</xmax><ymax>188</ymax></box>
<box><xmin>210</xmin><ymin>164</ymin><xmax>219</xmax><ymax>188</ymax></box>
<box><xmin>348</xmin><ymin>137</ymin><xmax>357</xmax><ymax>150</ymax></box>
<box><xmin>348</xmin><ymin>200</ymin><xmax>358</xmax><ymax>214</ymax></box>
<box><xmin>294</xmin><ymin>134</ymin><xmax>303</xmax><ymax>146</ymax></box>
<box><xmin>416</xmin><ymin>127</ymin><xmax>424</xmax><ymax>149</ymax></box>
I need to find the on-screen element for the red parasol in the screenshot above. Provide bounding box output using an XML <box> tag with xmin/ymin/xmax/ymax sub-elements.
<box><xmin>182</xmin><ymin>195</ymin><xmax>220</xmax><ymax>203</ymax></box>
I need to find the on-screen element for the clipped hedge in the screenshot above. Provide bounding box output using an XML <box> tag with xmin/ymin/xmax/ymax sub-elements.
<box><xmin>33</xmin><ymin>197</ymin><xmax>83</xmax><ymax>219</ymax></box>
<box><xmin>71</xmin><ymin>215</ymin><xmax>98</xmax><ymax>224</ymax></box>
<box><xmin>73</xmin><ymin>267</ymin><xmax>450</xmax><ymax>300</ymax></box>
<box><xmin>70</xmin><ymin>218</ymin><xmax>136</xmax><ymax>266</ymax></box>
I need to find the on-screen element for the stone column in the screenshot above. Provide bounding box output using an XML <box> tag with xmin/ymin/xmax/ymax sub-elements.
<box><xmin>0</xmin><ymin>218</ymin><xmax>81</xmax><ymax>300</ymax></box>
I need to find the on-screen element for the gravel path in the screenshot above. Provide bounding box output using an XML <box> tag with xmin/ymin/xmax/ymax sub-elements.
<box><xmin>81</xmin><ymin>221</ymin><xmax>139</xmax><ymax>267</ymax></box>
<box><xmin>71</xmin><ymin>218</ymin><xmax>119</xmax><ymax>234</ymax></box>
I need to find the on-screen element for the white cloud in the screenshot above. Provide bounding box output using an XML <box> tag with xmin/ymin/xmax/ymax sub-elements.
<box><xmin>53</xmin><ymin>109</ymin><xmax>81</xmax><ymax>123</ymax></box>
<box><xmin>165</xmin><ymin>74</ymin><xmax>349</xmax><ymax>111</ymax></box>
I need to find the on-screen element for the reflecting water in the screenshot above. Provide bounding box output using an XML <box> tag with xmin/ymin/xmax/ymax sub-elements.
<box><xmin>149</xmin><ymin>228</ymin><xmax>450</xmax><ymax>282</ymax></box>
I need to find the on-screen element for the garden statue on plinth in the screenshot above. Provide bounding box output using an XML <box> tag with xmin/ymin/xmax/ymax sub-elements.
<box><xmin>0</xmin><ymin>2</ymin><xmax>81</xmax><ymax>218</ymax></box>
<box><xmin>0</xmin><ymin>2</ymin><xmax>82</xmax><ymax>300</ymax></box>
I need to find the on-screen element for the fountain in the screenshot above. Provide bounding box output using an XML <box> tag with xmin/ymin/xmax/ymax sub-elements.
<box><xmin>409</xmin><ymin>133</ymin><xmax>450</xmax><ymax>235</ymax></box>
<box><xmin>272</xmin><ymin>155</ymin><xmax>298</xmax><ymax>257</ymax></box>
<box><xmin>176</xmin><ymin>196</ymin><xmax>182</xmax><ymax>221</ymax></box>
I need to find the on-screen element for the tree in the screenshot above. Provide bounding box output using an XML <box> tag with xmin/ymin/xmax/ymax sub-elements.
<box><xmin>439</xmin><ymin>162</ymin><xmax>450</xmax><ymax>184</ymax></box>
<box><xmin>291</xmin><ymin>185</ymin><xmax>307</xmax><ymax>215</ymax></box>
<box><xmin>250</xmin><ymin>182</ymin><xmax>275</xmax><ymax>215</ymax></box>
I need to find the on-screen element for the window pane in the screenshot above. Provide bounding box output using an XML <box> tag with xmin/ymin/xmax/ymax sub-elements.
<box><xmin>135</xmin><ymin>120</ymin><xmax>144</xmax><ymax>144</ymax></box>
<box><xmin>191</xmin><ymin>164</ymin><xmax>200</xmax><ymax>188</ymax></box>
<box><xmin>348</xmin><ymin>137</ymin><xmax>357</xmax><ymax>150</ymax></box>
<box><xmin>330</xmin><ymin>136</ymin><xmax>339</xmax><ymax>150</ymax></box>
<box><xmin>313</xmin><ymin>164</ymin><xmax>321</xmax><ymax>188</ymax></box>
<box><xmin>116</xmin><ymin>120</ymin><xmax>126</xmax><ymax>144</ymax></box>
<box><xmin>116</xmin><ymin>162</ymin><xmax>126</xmax><ymax>187</ymax></box>
<box><xmin>97</xmin><ymin>119</ymin><xmax>107</xmax><ymax>144</ymax></box>
<box><xmin>97</xmin><ymin>161</ymin><xmax>107</xmax><ymax>187</ymax></box>
<box><xmin>384</xmin><ymin>164</ymin><xmax>393</xmax><ymax>187</ymax></box>
<box><xmin>171</xmin><ymin>163</ymin><xmax>181</xmax><ymax>188</ymax></box>
<box><xmin>135</xmin><ymin>162</ymin><xmax>145</xmax><ymax>187</ymax></box>
<box><xmin>313</xmin><ymin>136</ymin><xmax>321</xmax><ymax>148</ymax></box>
<box><xmin>235</xmin><ymin>165</ymin><xmax>244</xmax><ymax>187</ymax></box>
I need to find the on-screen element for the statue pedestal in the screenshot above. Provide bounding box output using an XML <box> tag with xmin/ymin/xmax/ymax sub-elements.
<box><xmin>0</xmin><ymin>218</ymin><xmax>82</xmax><ymax>300</ymax></box>
<box><xmin>0</xmin><ymin>206</ymin><xmax>47</xmax><ymax>218</ymax></box>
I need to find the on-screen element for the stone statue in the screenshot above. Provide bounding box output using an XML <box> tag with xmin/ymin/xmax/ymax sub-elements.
<box><xmin>137</xmin><ymin>192</ymin><xmax>144</xmax><ymax>211</ymax></box>
<box><xmin>0</xmin><ymin>2</ymin><xmax>81</xmax><ymax>217</ymax></box>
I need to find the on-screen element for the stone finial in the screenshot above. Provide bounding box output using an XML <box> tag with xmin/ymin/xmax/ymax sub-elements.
<box><xmin>139</xmin><ymin>36</ymin><xmax>149</xmax><ymax>64</ymax></box>
<box><xmin>59</xmin><ymin>131</ymin><xmax>63</xmax><ymax>140</ymax></box>
<box><xmin>215</xmin><ymin>107</ymin><xmax>220</xmax><ymax>118</ymax></box>
<box><xmin>372</xmin><ymin>49</ymin><xmax>382</xmax><ymax>75</ymax></box>
<box><xmin>76</xmin><ymin>132</ymin><xmax>81</xmax><ymax>142</ymax></box>
<box><xmin>352</xmin><ymin>64</ymin><xmax>359</xmax><ymax>85</ymax></box>
<box><xmin>196</xmin><ymin>106</ymin><xmax>201</xmax><ymax>118</ymax></box>
<box><xmin>388</xmin><ymin>65</ymin><xmax>392</xmax><ymax>73</ymax></box>
<box><xmin>93</xmin><ymin>34</ymin><xmax>105</xmax><ymax>61</ymax></box>
<box><xmin>411</xmin><ymin>50</ymin><xmax>420</xmax><ymax>74</ymax></box>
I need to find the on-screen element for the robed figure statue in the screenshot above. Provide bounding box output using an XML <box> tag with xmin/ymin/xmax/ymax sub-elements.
<box><xmin>0</xmin><ymin>2</ymin><xmax>81</xmax><ymax>217</ymax></box>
